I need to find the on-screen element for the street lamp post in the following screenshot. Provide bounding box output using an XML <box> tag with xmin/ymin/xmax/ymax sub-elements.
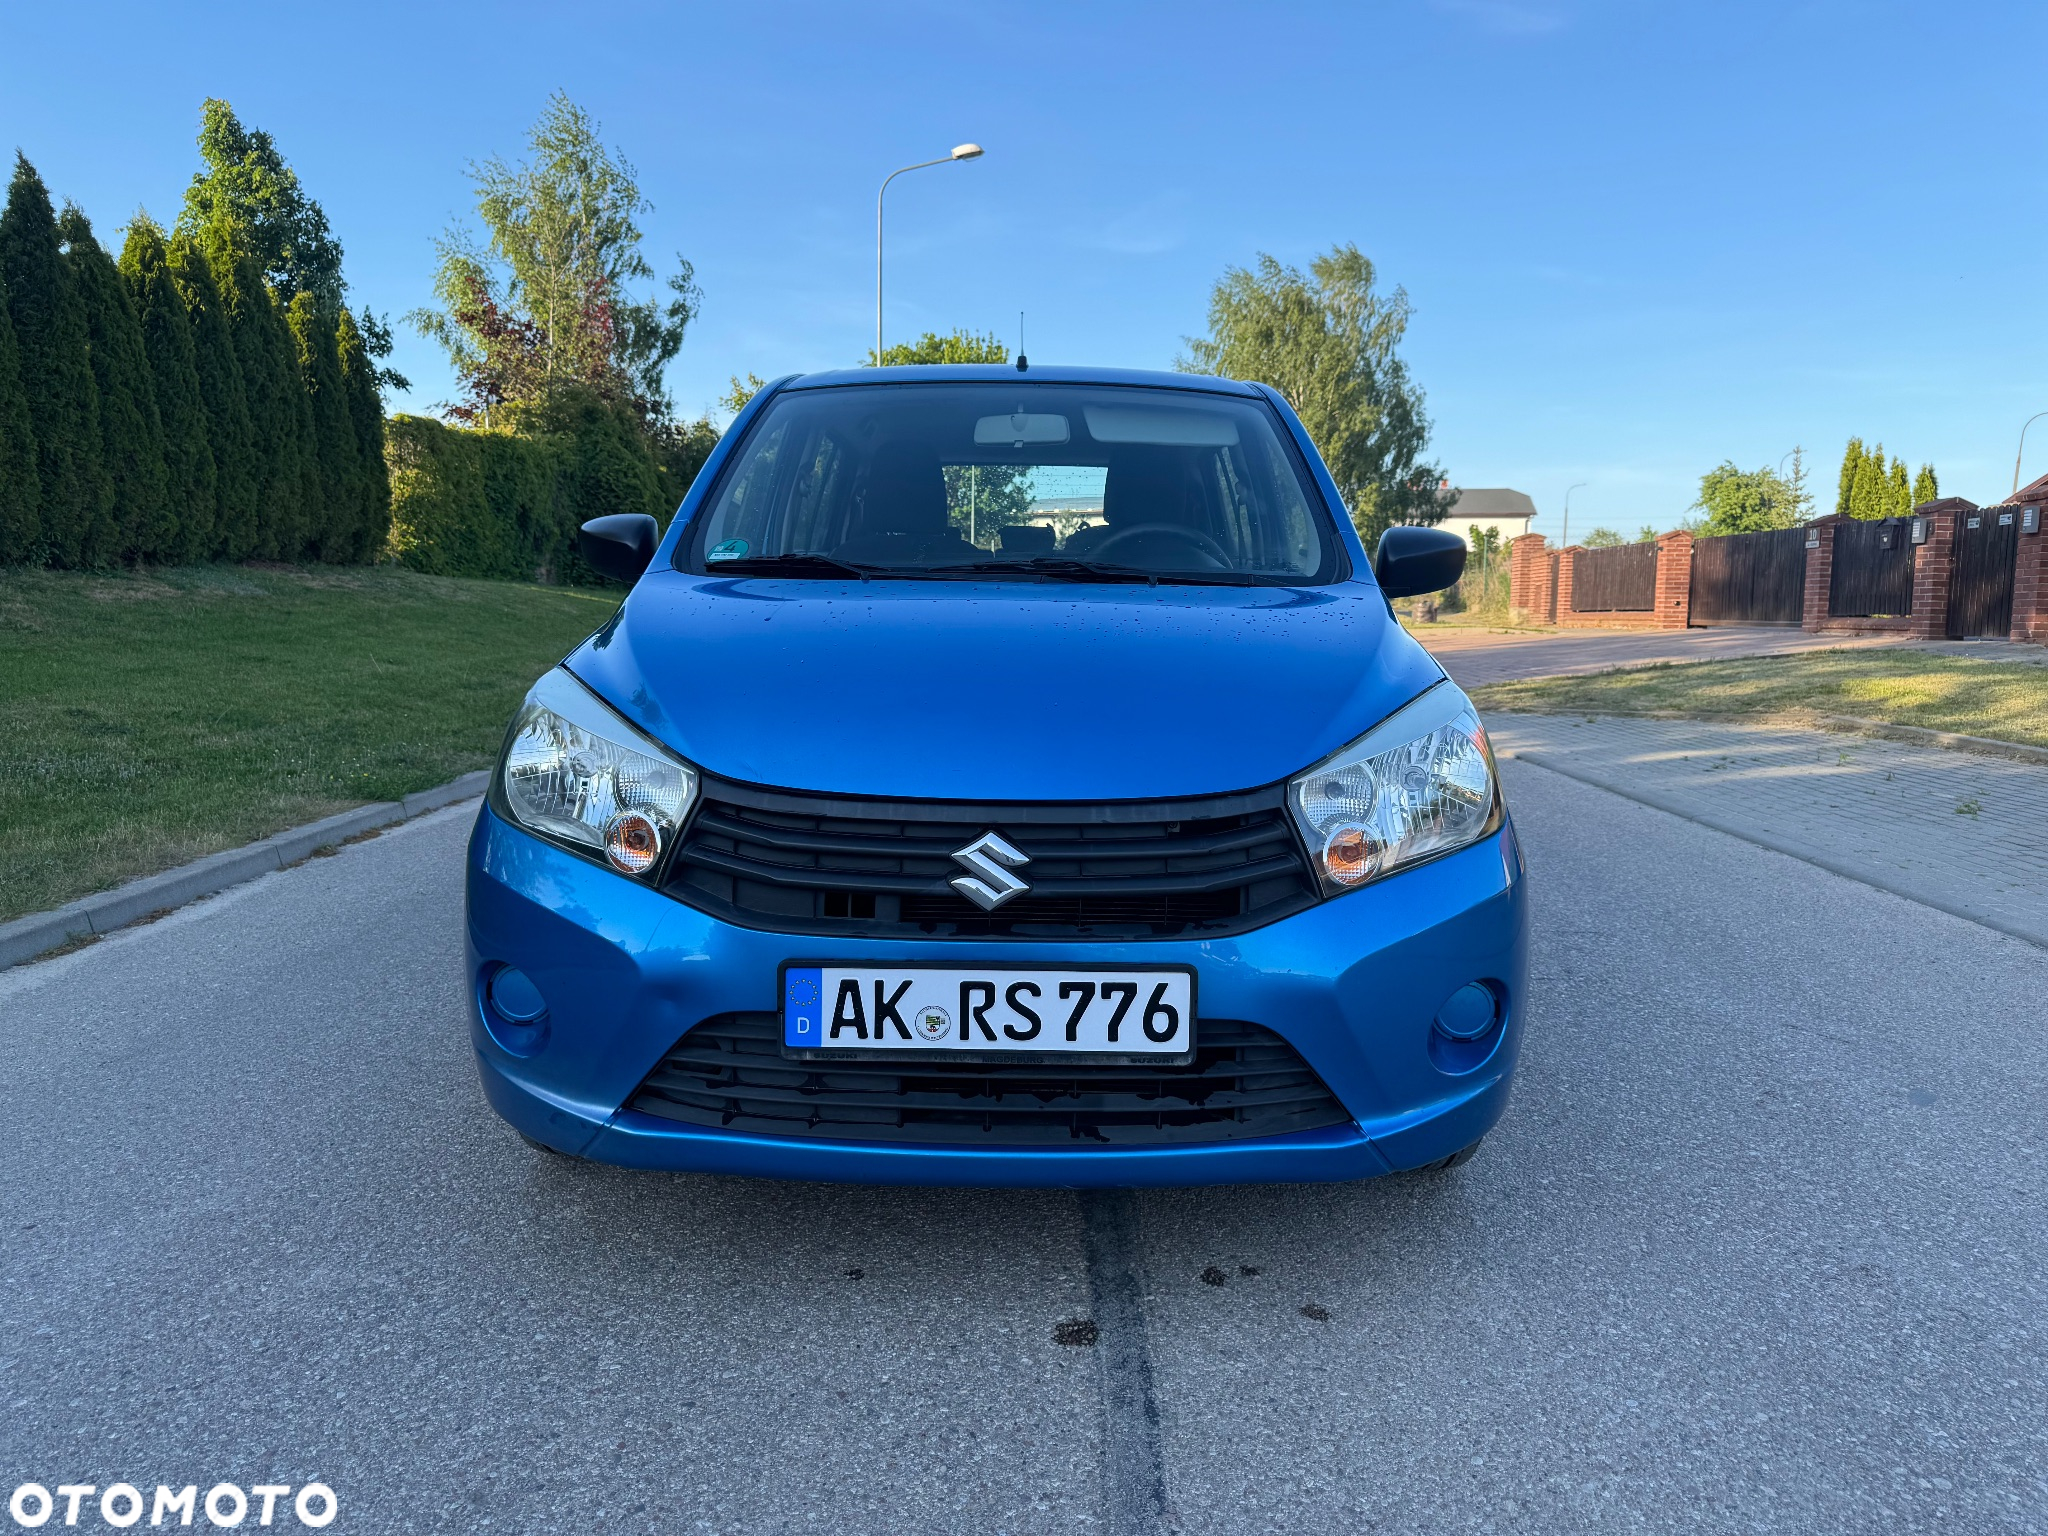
<box><xmin>2014</xmin><ymin>411</ymin><xmax>2048</xmax><ymax>498</ymax></box>
<box><xmin>876</xmin><ymin>144</ymin><xmax>983</xmax><ymax>363</ymax></box>
<box><xmin>1562</xmin><ymin>483</ymin><xmax>1588</xmax><ymax>548</ymax></box>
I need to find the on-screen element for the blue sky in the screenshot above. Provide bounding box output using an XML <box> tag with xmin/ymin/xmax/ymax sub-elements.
<box><xmin>5</xmin><ymin>1</ymin><xmax>2043</xmax><ymax>538</ymax></box>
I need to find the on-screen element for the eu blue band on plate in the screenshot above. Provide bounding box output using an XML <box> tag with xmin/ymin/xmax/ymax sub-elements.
<box><xmin>784</xmin><ymin>967</ymin><xmax>824</xmax><ymax>1047</ymax></box>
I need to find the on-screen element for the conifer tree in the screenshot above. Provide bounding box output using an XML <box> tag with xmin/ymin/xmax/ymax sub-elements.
<box><xmin>60</xmin><ymin>205</ymin><xmax>170</xmax><ymax>561</ymax></box>
<box><xmin>1835</xmin><ymin>438</ymin><xmax>1862</xmax><ymax>517</ymax></box>
<box><xmin>1848</xmin><ymin>441</ymin><xmax>1887</xmax><ymax>521</ymax></box>
<box><xmin>206</xmin><ymin>235</ymin><xmax>308</xmax><ymax>557</ymax></box>
<box><xmin>0</xmin><ymin>268</ymin><xmax>40</xmax><ymax>562</ymax></box>
<box><xmin>0</xmin><ymin>154</ymin><xmax>113</xmax><ymax>566</ymax></box>
<box><xmin>1912</xmin><ymin>464</ymin><xmax>1939</xmax><ymax>507</ymax></box>
<box><xmin>167</xmin><ymin>236</ymin><xmax>257</xmax><ymax>558</ymax></box>
<box><xmin>1886</xmin><ymin>455</ymin><xmax>1911</xmax><ymax>520</ymax></box>
<box><xmin>336</xmin><ymin>306</ymin><xmax>390</xmax><ymax>560</ymax></box>
<box><xmin>121</xmin><ymin>217</ymin><xmax>217</xmax><ymax>561</ymax></box>
<box><xmin>287</xmin><ymin>290</ymin><xmax>362</xmax><ymax>560</ymax></box>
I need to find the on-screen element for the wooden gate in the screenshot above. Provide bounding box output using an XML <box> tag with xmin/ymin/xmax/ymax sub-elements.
<box><xmin>1571</xmin><ymin>542</ymin><xmax>1657</xmax><ymax>611</ymax></box>
<box><xmin>1829</xmin><ymin>518</ymin><xmax>1915</xmax><ymax>617</ymax></box>
<box><xmin>1947</xmin><ymin>507</ymin><xmax>2018</xmax><ymax>637</ymax></box>
<box><xmin>1689</xmin><ymin>527</ymin><xmax>1807</xmax><ymax>625</ymax></box>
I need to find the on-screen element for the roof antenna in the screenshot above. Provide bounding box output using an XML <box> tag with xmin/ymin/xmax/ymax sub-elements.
<box><xmin>1015</xmin><ymin>310</ymin><xmax>1027</xmax><ymax>372</ymax></box>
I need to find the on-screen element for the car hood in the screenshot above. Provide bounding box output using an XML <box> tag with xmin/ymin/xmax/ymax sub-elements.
<box><xmin>566</xmin><ymin>573</ymin><xmax>1446</xmax><ymax>801</ymax></box>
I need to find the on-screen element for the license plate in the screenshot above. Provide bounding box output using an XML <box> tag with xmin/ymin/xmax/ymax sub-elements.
<box><xmin>780</xmin><ymin>964</ymin><xmax>1195</xmax><ymax>1061</ymax></box>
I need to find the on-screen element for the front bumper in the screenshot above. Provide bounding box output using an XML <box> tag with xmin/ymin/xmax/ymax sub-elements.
<box><xmin>464</xmin><ymin>804</ymin><xmax>1531</xmax><ymax>1187</ymax></box>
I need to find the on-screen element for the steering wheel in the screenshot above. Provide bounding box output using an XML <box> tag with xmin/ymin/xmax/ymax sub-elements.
<box><xmin>1088</xmin><ymin>523</ymin><xmax>1232</xmax><ymax>569</ymax></box>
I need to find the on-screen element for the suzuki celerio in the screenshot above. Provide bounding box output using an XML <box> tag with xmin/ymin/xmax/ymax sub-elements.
<box><xmin>466</xmin><ymin>366</ymin><xmax>1527</xmax><ymax>1186</ymax></box>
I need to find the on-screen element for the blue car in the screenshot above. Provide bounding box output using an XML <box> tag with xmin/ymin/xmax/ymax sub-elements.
<box><xmin>465</xmin><ymin>366</ymin><xmax>1527</xmax><ymax>1187</ymax></box>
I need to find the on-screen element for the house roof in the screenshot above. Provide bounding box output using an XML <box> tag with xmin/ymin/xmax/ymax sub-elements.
<box><xmin>1443</xmin><ymin>488</ymin><xmax>1537</xmax><ymax>522</ymax></box>
<box><xmin>2013</xmin><ymin>473</ymin><xmax>2048</xmax><ymax>504</ymax></box>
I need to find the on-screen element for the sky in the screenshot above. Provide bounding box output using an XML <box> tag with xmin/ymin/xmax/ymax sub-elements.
<box><xmin>4</xmin><ymin>0</ymin><xmax>2044</xmax><ymax>540</ymax></box>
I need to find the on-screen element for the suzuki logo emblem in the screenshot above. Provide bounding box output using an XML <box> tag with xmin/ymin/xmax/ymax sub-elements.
<box><xmin>949</xmin><ymin>832</ymin><xmax>1031</xmax><ymax>911</ymax></box>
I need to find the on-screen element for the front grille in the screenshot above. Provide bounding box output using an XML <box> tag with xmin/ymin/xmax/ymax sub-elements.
<box><xmin>626</xmin><ymin>1013</ymin><xmax>1354</xmax><ymax>1145</ymax></box>
<box><xmin>664</xmin><ymin>777</ymin><xmax>1317</xmax><ymax>939</ymax></box>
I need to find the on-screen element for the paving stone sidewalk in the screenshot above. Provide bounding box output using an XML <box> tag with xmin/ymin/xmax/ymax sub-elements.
<box><xmin>1486</xmin><ymin>713</ymin><xmax>2048</xmax><ymax>948</ymax></box>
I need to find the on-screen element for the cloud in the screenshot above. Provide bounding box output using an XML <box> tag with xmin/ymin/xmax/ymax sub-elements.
<box><xmin>1433</xmin><ymin>0</ymin><xmax>1567</xmax><ymax>36</ymax></box>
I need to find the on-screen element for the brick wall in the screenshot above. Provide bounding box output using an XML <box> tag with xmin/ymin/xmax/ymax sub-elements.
<box><xmin>2012</xmin><ymin>502</ymin><xmax>2047</xmax><ymax>642</ymax></box>
<box><xmin>1509</xmin><ymin>533</ymin><xmax>1551</xmax><ymax>621</ymax></box>
<box><xmin>1908</xmin><ymin>504</ymin><xmax>1957</xmax><ymax>640</ymax></box>
<box><xmin>1800</xmin><ymin>516</ymin><xmax>1836</xmax><ymax>631</ymax></box>
<box><xmin>1652</xmin><ymin>530</ymin><xmax>1693</xmax><ymax>630</ymax></box>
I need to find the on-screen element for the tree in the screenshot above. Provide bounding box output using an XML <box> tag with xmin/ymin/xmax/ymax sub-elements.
<box><xmin>1782</xmin><ymin>445</ymin><xmax>1812</xmax><ymax>524</ymax></box>
<box><xmin>1179</xmin><ymin>243</ymin><xmax>1445</xmax><ymax>544</ymax></box>
<box><xmin>288</xmin><ymin>290</ymin><xmax>364</xmax><ymax>560</ymax></box>
<box><xmin>207</xmin><ymin>235</ymin><xmax>314</xmax><ymax>557</ymax></box>
<box><xmin>0</xmin><ymin>266</ymin><xmax>39</xmax><ymax>562</ymax></box>
<box><xmin>1885</xmin><ymin>455</ymin><xmax>1910</xmax><ymax>520</ymax></box>
<box><xmin>1834</xmin><ymin>438</ymin><xmax>1862</xmax><ymax>517</ymax></box>
<box><xmin>1581</xmin><ymin>527</ymin><xmax>1624</xmax><ymax>547</ymax></box>
<box><xmin>1</xmin><ymin>154</ymin><xmax>114</xmax><ymax>567</ymax></box>
<box><xmin>1693</xmin><ymin>461</ymin><xmax>1798</xmax><ymax>534</ymax></box>
<box><xmin>865</xmin><ymin>329</ymin><xmax>1008</xmax><ymax>367</ymax></box>
<box><xmin>121</xmin><ymin>216</ymin><xmax>218</xmax><ymax>562</ymax></box>
<box><xmin>1912</xmin><ymin>464</ymin><xmax>1939</xmax><ymax>507</ymax></box>
<box><xmin>168</xmin><ymin>236</ymin><xmax>258</xmax><ymax>558</ymax></box>
<box><xmin>336</xmin><ymin>306</ymin><xmax>391</xmax><ymax>559</ymax></box>
<box><xmin>1636</xmin><ymin>525</ymin><xmax>1658</xmax><ymax>542</ymax></box>
<box><xmin>60</xmin><ymin>206</ymin><xmax>171</xmax><ymax>561</ymax></box>
<box><xmin>414</xmin><ymin>93</ymin><xmax>699</xmax><ymax>424</ymax></box>
<box><xmin>178</xmin><ymin>98</ymin><xmax>345</xmax><ymax>310</ymax></box>
<box><xmin>720</xmin><ymin>372</ymin><xmax>767</xmax><ymax>417</ymax></box>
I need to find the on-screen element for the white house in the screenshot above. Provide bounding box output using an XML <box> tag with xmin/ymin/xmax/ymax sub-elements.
<box><xmin>1435</xmin><ymin>488</ymin><xmax>1536</xmax><ymax>549</ymax></box>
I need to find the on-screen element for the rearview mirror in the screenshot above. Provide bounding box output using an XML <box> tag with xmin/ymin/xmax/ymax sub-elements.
<box><xmin>578</xmin><ymin>514</ymin><xmax>660</xmax><ymax>585</ymax></box>
<box><xmin>1373</xmin><ymin>526</ymin><xmax>1467</xmax><ymax>598</ymax></box>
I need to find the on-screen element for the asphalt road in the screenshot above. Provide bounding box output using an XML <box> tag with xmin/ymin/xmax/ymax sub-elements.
<box><xmin>3</xmin><ymin>765</ymin><xmax>2045</xmax><ymax>1534</ymax></box>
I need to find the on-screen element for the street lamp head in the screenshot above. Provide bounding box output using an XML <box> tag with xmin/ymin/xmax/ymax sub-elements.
<box><xmin>951</xmin><ymin>143</ymin><xmax>984</xmax><ymax>160</ymax></box>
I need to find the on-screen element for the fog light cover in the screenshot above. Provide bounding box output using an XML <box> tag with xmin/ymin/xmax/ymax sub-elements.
<box><xmin>488</xmin><ymin>966</ymin><xmax>549</xmax><ymax>1024</ymax></box>
<box><xmin>1434</xmin><ymin>982</ymin><xmax>1499</xmax><ymax>1041</ymax></box>
<box><xmin>1288</xmin><ymin>683</ymin><xmax>1499</xmax><ymax>895</ymax></box>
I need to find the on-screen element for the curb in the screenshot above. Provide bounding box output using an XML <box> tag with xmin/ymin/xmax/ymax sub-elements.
<box><xmin>1812</xmin><ymin>715</ymin><xmax>2048</xmax><ymax>767</ymax></box>
<box><xmin>1500</xmin><ymin>749</ymin><xmax>2048</xmax><ymax>953</ymax></box>
<box><xmin>0</xmin><ymin>770</ymin><xmax>492</xmax><ymax>973</ymax></box>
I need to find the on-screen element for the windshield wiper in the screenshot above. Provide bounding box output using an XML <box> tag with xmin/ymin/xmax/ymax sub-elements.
<box><xmin>702</xmin><ymin>553</ymin><xmax>878</xmax><ymax>580</ymax></box>
<box><xmin>924</xmin><ymin>558</ymin><xmax>1268</xmax><ymax>586</ymax></box>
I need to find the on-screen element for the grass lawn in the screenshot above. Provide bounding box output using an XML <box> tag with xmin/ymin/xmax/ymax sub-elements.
<box><xmin>1</xmin><ymin>565</ymin><xmax>618</xmax><ymax>923</ymax></box>
<box><xmin>1470</xmin><ymin>649</ymin><xmax>2048</xmax><ymax>748</ymax></box>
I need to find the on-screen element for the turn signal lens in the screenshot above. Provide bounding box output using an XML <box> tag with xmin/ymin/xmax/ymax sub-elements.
<box><xmin>1320</xmin><ymin>825</ymin><xmax>1383</xmax><ymax>887</ymax></box>
<box><xmin>604</xmin><ymin>810</ymin><xmax>662</xmax><ymax>874</ymax></box>
<box><xmin>1288</xmin><ymin>683</ymin><xmax>1501</xmax><ymax>896</ymax></box>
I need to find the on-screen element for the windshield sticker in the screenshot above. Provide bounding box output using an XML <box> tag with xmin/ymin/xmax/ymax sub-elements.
<box><xmin>707</xmin><ymin>538</ymin><xmax>751</xmax><ymax>562</ymax></box>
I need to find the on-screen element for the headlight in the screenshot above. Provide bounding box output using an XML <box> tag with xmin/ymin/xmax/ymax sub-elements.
<box><xmin>499</xmin><ymin>668</ymin><xmax>698</xmax><ymax>877</ymax></box>
<box><xmin>1287</xmin><ymin>682</ymin><xmax>1500</xmax><ymax>896</ymax></box>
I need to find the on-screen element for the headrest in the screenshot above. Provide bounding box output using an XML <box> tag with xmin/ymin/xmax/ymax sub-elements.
<box><xmin>861</xmin><ymin>444</ymin><xmax>949</xmax><ymax>535</ymax></box>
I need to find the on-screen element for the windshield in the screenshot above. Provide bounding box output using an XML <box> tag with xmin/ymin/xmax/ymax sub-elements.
<box><xmin>685</xmin><ymin>382</ymin><xmax>1343</xmax><ymax>584</ymax></box>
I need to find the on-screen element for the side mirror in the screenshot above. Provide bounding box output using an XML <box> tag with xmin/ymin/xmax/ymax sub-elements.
<box><xmin>578</xmin><ymin>514</ymin><xmax>660</xmax><ymax>585</ymax></box>
<box><xmin>1373</xmin><ymin>525</ymin><xmax>1467</xmax><ymax>598</ymax></box>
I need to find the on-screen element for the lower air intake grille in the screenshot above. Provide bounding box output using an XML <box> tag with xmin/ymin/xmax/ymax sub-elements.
<box><xmin>626</xmin><ymin>1013</ymin><xmax>1353</xmax><ymax>1146</ymax></box>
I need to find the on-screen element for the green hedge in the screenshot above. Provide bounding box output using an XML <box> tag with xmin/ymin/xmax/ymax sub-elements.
<box><xmin>384</xmin><ymin>395</ymin><xmax>685</xmax><ymax>583</ymax></box>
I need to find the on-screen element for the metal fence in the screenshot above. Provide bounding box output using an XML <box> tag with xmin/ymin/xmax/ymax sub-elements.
<box><xmin>1689</xmin><ymin>527</ymin><xmax>1807</xmax><ymax>625</ymax></box>
<box><xmin>1948</xmin><ymin>507</ymin><xmax>2018</xmax><ymax>637</ymax></box>
<box><xmin>1571</xmin><ymin>542</ymin><xmax>1658</xmax><ymax>612</ymax></box>
<box><xmin>1828</xmin><ymin>519</ymin><xmax>1915</xmax><ymax>617</ymax></box>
